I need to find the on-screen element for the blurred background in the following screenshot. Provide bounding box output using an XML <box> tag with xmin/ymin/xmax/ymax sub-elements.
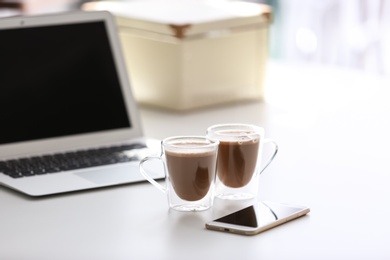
<box><xmin>1</xmin><ymin>0</ymin><xmax>390</xmax><ymax>76</ymax></box>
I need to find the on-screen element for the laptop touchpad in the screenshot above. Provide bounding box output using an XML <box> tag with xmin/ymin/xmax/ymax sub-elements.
<box><xmin>74</xmin><ymin>164</ymin><xmax>140</xmax><ymax>185</ymax></box>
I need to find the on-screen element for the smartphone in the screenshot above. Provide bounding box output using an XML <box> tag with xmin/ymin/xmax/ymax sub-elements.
<box><xmin>205</xmin><ymin>201</ymin><xmax>310</xmax><ymax>235</ymax></box>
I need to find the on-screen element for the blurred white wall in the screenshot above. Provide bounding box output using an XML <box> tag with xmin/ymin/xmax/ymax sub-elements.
<box><xmin>268</xmin><ymin>0</ymin><xmax>390</xmax><ymax>76</ymax></box>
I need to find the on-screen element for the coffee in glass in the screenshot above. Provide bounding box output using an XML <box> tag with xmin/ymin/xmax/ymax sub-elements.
<box><xmin>140</xmin><ymin>136</ymin><xmax>219</xmax><ymax>211</ymax></box>
<box><xmin>207</xmin><ymin>124</ymin><xmax>278</xmax><ymax>200</ymax></box>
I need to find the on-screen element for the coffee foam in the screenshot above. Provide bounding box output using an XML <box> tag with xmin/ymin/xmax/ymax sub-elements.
<box><xmin>213</xmin><ymin>130</ymin><xmax>260</xmax><ymax>142</ymax></box>
<box><xmin>221</xmin><ymin>139</ymin><xmax>259</xmax><ymax>145</ymax></box>
<box><xmin>164</xmin><ymin>142</ymin><xmax>216</xmax><ymax>154</ymax></box>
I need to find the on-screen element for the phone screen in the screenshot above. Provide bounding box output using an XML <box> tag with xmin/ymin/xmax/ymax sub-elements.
<box><xmin>206</xmin><ymin>201</ymin><xmax>309</xmax><ymax>235</ymax></box>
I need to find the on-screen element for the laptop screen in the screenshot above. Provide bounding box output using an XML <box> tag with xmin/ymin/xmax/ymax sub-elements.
<box><xmin>0</xmin><ymin>21</ymin><xmax>131</xmax><ymax>145</ymax></box>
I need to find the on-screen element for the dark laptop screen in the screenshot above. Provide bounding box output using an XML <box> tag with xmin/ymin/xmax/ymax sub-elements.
<box><xmin>0</xmin><ymin>21</ymin><xmax>131</xmax><ymax>145</ymax></box>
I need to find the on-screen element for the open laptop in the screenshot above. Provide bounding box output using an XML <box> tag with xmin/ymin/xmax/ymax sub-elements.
<box><xmin>0</xmin><ymin>11</ymin><xmax>164</xmax><ymax>196</ymax></box>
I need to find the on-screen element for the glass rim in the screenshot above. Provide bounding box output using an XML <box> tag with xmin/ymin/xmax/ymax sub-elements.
<box><xmin>207</xmin><ymin>123</ymin><xmax>264</xmax><ymax>134</ymax></box>
<box><xmin>162</xmin><ymin>135</ymin><xmax>219</xmax><ymax>150</ymax></box>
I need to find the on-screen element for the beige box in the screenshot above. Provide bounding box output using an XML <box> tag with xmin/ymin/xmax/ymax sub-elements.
<box><xmin>83</xmin><ymin>1</ymin><xmax>271</xmax><ymax>110</ymax></box>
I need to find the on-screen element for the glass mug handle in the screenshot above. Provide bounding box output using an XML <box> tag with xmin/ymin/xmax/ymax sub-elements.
<box><xmin>258</xmin><ymin>138</ymin><xmax>278</xmax><ymax>175</ymax></box>
<box><xmin>139</xmin><ymin>156</ymin><xmax>167</xmax><ymax>194</ymax></box>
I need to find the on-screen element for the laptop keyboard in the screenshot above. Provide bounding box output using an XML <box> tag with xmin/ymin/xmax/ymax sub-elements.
<box><xmin>0</xmin><ymin>143</ymin><xmax>148</xmax><ymax>179</ymax></box>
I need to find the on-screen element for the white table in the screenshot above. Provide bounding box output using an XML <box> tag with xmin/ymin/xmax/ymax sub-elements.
<box><xmin>2</xmin><ymin>61</ymin><xmax>390</xmax><ymax>260</ymax></box>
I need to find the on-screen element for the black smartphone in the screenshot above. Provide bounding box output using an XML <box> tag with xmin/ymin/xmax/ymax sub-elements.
<box><xmin>205</xmin><ymin>201</ymin><xmax>310</xmax><ymax>235</ymax></box>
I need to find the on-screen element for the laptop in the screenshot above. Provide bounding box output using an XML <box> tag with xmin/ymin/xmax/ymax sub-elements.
<box><xmin>0</xmin><ymin>11</ymin><xmax>164</xmax><ymax>196</ymax></box>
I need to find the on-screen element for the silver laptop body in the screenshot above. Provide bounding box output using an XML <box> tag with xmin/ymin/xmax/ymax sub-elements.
<box><xmin>0</xmin><ymin>11</ymin><xmax>163</xmax><ymax>196</ymax></box>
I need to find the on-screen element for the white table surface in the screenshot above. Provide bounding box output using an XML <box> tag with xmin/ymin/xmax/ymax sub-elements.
<box><xmin>1</xmin><ymin>61</ymin><xmax>390</xmax><ymax>260</ymax></box>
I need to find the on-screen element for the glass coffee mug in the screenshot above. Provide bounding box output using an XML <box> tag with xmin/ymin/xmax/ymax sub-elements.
<box><xmin>207</xmin><ymin>124</ymin><xmax>278</xmax><ymax>200</ymax></box>
<box><xmin>139</xmin><ymin>136</ymin><xmax>219</xmax><ymax>212</ymax></box>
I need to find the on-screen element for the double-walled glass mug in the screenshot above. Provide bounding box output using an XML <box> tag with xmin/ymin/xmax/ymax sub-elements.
<box><xmin>207</xmin><ymin>124</ymin><xmax>278</xmax><ymax>200</ymax></box>
<box><xmin>139</xmin><ymin>136</ymin><xmax>219</xmax><ymax>212</ymax></box>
